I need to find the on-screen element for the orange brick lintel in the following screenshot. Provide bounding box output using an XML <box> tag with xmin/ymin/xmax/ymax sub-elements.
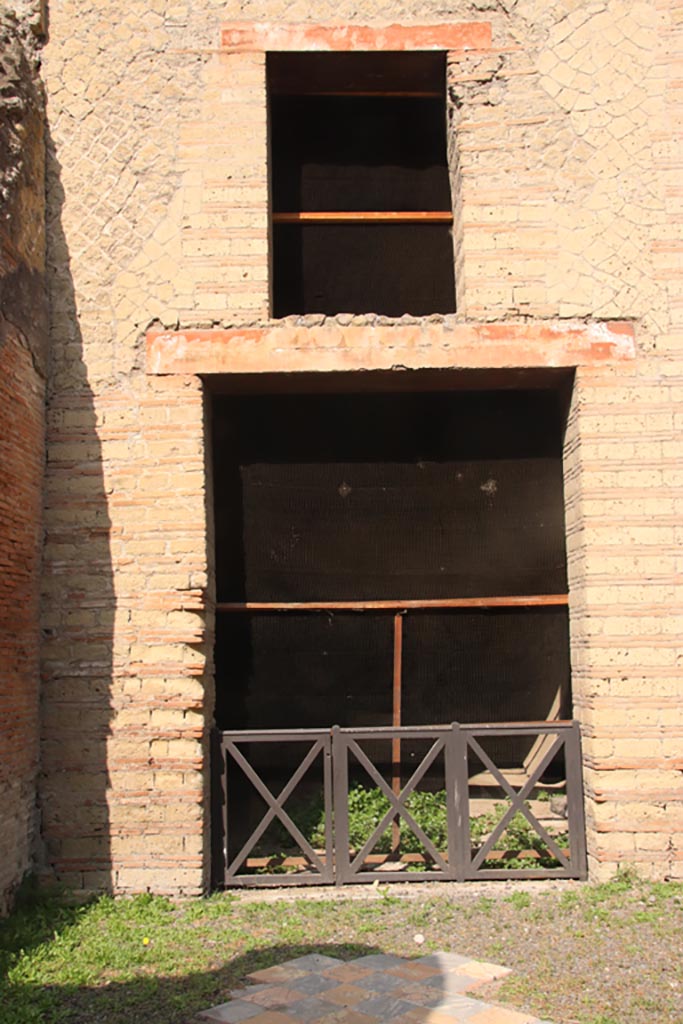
<box><xmin>146</xmin><ymin>320</ymin><xmax>636</xmax><ymax>376</ymax></box>
<box><xmin>220</xmin><ymin>21</ymin><xmax>492</xmax><ymax>53</ymax></box>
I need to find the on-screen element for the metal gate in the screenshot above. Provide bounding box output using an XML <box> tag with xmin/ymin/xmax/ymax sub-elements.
<box><xmin>212</xmin><ymin>722</ymin><xmax>587</xmax><ymax>887</ymax></box>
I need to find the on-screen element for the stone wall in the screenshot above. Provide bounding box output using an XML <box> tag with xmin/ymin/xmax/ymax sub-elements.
<box><xmin>39</xmin><ymin>0</ymin><xmax>682</xmax><ymax>893</ymax></box>
<box><xmin>0</xmin><ymin>6</ymin><xmax>46</xmax><ymax>913</ymax></box>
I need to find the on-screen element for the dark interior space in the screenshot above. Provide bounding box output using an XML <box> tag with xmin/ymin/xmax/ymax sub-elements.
<box><xmin>268</xmin><ymin>52</ymin><xmax>456</xmax><ymax>316</ymax></box>
<box><xmin>273</xmin><ymin>222</ymin><xmax>455</xmax><ymax>318</ymax></box>
<box><xmin>212</xmin><ymin>374</ymin><xmax>572</xmax><ymax>741</ymax></box>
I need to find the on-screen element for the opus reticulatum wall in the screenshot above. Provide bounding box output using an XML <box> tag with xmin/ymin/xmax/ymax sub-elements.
<box><xmin>0</xmin><ymin>0</ymin><xmax>680</xmax><ymax>905</ymax></box>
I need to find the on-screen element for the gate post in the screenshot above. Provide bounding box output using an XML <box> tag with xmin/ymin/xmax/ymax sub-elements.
<box><xmin>565</xmin><ymin>721</ymin><xmax>588</xmax><ymax>880</ymax></box>
<box><xmin>448</xmin><ymin>722</ymin><xmax>469</xmax><ymax>882</ymax></box>
<box><xmin>210</xmin><ymin>729</ymin><xmax>228</xmax><ymax>888</ymax></box>
<box><xmin>331</xmin><ymin>725</ymin><xmax>347</xmax><ymax>886</ymax></box>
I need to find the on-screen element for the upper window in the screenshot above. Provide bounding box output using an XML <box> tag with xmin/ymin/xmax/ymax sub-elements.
<box><xmin>268</xmin><ymin>52</ymin><xmax>456</xmax><ymax>318</ymax></box>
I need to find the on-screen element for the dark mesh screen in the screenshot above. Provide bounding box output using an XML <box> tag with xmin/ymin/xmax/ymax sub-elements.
<box><xmin>402</xmin><ymin>608</ymin><xmax>570</xmax><ymax>726</ymax></box>
<box><xmin>216</xmin><ymin>612</ymin><xmax>394</xmax><ymax>731</ymax></box>
<box><xmin>270</xmin><ymin>96</ymin><xmax>451</xmax><ymax>213</ymax></box>
<box><xmin>273</xmin><ymin>223</ymin><xmax>456</xmax><ymax>317</ymax></box>
<box><xmin>214</xmin><ymin>390</ymin><xmax>567</xmax><ymax>603</ymax></box>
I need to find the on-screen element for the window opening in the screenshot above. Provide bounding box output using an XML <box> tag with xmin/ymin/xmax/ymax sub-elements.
<box><xmin>268</xmin><ymin>52</ymin><xmax>456</xmax><ymax>316</ymax></box>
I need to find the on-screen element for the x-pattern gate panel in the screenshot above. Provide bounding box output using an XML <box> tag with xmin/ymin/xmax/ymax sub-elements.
<box><xmin>213</xmin><ymin>723</ymin><xmax>587</xmax><ymax>887</ymax></box>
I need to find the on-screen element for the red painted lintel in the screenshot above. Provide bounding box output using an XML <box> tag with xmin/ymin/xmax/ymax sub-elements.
<box><xmin>146</xmin><ymin>320</ymin><xmax>636</xmax><ymax>376</ymax></box>
<box><xmin>220</xmin><ymin>21</ymin><xmax>492</xmax><ymax>53</ymax></box>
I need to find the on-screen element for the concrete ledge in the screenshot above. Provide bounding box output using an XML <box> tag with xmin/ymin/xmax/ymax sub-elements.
<box><xmin>146</xmin><ymin>320</ymin><xmax>636</xmax><ymax>376</ymax></box>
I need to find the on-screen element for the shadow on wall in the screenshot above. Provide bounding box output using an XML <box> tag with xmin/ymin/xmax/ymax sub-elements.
<box><xmin>38</xmin><ymin>126</ymin><xmax>115</xmax><ymax>895</ymax></box>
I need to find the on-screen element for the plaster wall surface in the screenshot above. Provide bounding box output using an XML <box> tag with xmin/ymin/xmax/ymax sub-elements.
<box><xmin>39</xmin><ymin>0</ymin><xmax>683</xmax><ymax>893</ymax></box>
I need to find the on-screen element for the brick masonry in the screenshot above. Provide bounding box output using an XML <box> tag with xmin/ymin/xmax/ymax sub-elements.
<box><xmin>0</xmin><ymin>0</ymin><xmax>673</xmax><ymax>899</ymax></box>
<box><xmin>0</xmin><ymin>8</ymin><xmax>47</xmax><ymax>913</ymax></box>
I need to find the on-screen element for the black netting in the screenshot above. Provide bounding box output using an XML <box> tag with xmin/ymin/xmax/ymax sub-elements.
<box><xmin>402</xmin><ymin>608</ymin><xmax>569</xmax><ymax>726</ymax></box>
<box><xmin>216</xmin><ymin>612</ymin><xmax>393</xmax><ymax>732</ymax></box>
<box><xmin>273</xmin><ymin>222</ymin><xmax>456</xmax><ymax>317</ymax></box>
<box><xmin>270</xmin><ymin>96</ymin><xmax>451</xmax><ymax>214</ymax></box>
<box><xmin>214</xmin><ymin>390</ymin><xmax>567</xmax><ymax>603</ymax></box>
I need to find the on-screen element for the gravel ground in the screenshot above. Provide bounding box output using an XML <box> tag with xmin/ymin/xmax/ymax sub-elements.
<box><xmin>3</xmin><ymin>876</ymin><xmax>681</xmax><ymax>1024</ymax></box>
<box><xmin>221</xmin><ymin>877</ymin><xmax>683</xmax><ymax>1024</ymax></box>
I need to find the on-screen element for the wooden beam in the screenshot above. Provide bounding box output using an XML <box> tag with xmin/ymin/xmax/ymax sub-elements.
<box><xmin>278</xmin><ymin>90</ymin><xmax>443</xmax><ymax>97</ymax></box>
<box><xmin>272</xmin><ymin>211</ymin><xmax>453</xmax><ymax>224</ymax></box>
<box><xmin>217</xmin><ymin>595</ymin><xmax>569</xmax><ymax>612</ymax></box>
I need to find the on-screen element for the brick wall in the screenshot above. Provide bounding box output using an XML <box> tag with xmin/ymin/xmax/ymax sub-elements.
<box><xmin>39</xmin><ymin>0</ymin><xmax>682</xmax><ymax>893</ymax></box>
<box><xmin>0</xmin><ymin>8</ymin><xmax>46</xmax><ymax>913</ymax></box>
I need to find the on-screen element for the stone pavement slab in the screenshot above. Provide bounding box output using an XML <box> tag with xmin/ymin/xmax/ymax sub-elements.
<box><xmin>199</xmin><ymin>951</ymin><xmax>556</xmax><ymax>1024</ymax></box>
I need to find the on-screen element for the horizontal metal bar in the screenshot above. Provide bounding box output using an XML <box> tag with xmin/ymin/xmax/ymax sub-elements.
<box><xmin>337</xmin><ymin>726</ymin><xmax>451</xmax><ymax>739</ymax></box>
<box><xmin>345</xmin><ymin>870</ymin><xmax>450</xmax><ymax>883</ymax></box>
<box><xmin>217</xmin><ymin>595</ymin><xmax>568</xmax><ymax>612</ymax></box>
<box><xmin>222</xmin><ymin>872</ymin><xmax>328</xmax><ymax>887</ymax></box>
<box><xmin>217</xmin><ymin>723</ymin><xmax>576</xmax><ymax>742</ymax></box>
<box><xmin>465</xmin><ymin>867</ymin><xmax>577</xmax><ymax>881</ymax></box>
<box><xmin>462</xmin><ymin>722</ymin><xmax>573</xmax><ymax>735</ymax></box>
<box><xmin>221</xmin><ymin>729</ymin><xmax>331</xmax><ymax>742</ymax></box>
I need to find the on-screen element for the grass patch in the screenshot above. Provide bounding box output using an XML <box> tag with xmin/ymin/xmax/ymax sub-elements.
<box><xmin>0</xmin><ymin>877</ymin><xmax>681</xmax><ymax>1024</ymax></box>
<box><xmin>263</xmin><ymin>783</ymin><xmax>569</xmax><ymax>870</ymax></box>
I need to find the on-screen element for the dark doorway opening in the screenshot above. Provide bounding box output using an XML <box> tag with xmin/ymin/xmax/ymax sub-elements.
<box><xmin>209</xmin><ymin>369</ymin><xmax>578</xmax><ymax>883</ymax></box>
<box><xmin>211</xmin><ymin>370</ymin><xmax>572</xmax><ymax>737</ymax></box>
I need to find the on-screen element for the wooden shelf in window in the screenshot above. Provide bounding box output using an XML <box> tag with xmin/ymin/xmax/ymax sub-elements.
<box><xmin>273</xmin><ymin>211</ymin><xmax>453</xmax><ymax>224</ymax></box>
<box><xmin>278</xmin><ymin>90</ymin><xmax>443</xmax><ymax>98</ymax></box>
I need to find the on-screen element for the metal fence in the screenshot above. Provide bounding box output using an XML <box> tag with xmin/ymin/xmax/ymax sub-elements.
<box><xmin>212</xmin><ymin>721</ymin><xmax>587</xmax><ymax>887</ymax></box>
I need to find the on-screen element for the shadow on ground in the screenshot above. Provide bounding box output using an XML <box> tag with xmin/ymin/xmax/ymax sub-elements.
<box><xmin>2</xmin><ymin>939</ymin><xmax>402</xmax><ymax>1024</ymax></box>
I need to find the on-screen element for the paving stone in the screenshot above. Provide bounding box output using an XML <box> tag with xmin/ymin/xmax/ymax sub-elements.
<box><xmin>422</xmin><ymin>974</ymin><xmax>477</xmax><ymax>995</ymax></box>
<box><xmin>437</xmin><ymin>994</ymin><xmax>490</xmax><ymax>1017</ymax></box>
<box><xmin>388</xmin><ymin>962</ymin><xmax>442</xmax><ymax>981</ymax></box>
<box><xmin>199</xmin><ymin>951</ymin><xmax>556</xmax><ymax>1024</ymax></box>
<box><xmin>319</xmin><ymin>983</ymin><xmax>368</xmax><ymax>1007</ymax></box>
<box><xmin>350</xmin><ymin>953</ymin><xmax>407</xmax><ymax>970</ymax></box>
<box><xmin>283</xmin><ymin>954</ymin><xmax>343</xmax><ymax>971</ymax></box>
<box><xmin>355</xmin><ymin>994</ymin><xmax>420</xmax><ymax>1017</ymax></box>
<box><xmin>399</xmin><ymin>983</ymin><xmax>446</xmax><ymax>1008</ymax></box>
<box><xmin>459</xmin><ymin>962</ymin><xmax>513</xmax><ymax>982</ymax></box>
<box><xmin>234</xmin><ymin>1011</ymin><xmax>299</xmax><ymax>1024</ymax></box>
<box><xmin>240</xmin><ymin>985</ymin><xmax>305</xmax><ymax>1008</ymax></box>
<box><xmin>468</xmin><ymin>1006</ymin><xmax>538</xmax><ymax>1024</ymax></box>
<box><xmin>418</xmin><ymin>953</ymin><xmax>474</xmax><ymax>971</ymax></box>
<box><xmin>355</xmin><ymin>971</ymin><xmax>408</xmax><ymax>993</ymax></box>
<box><xmin>295</xmin><ymin>973</ymin><xmax>340</xmax><ymax>994</ymax></box>
<box><xmin>323</xmin><ymin>963</ymin><xmax>375</xmax><ymax>983</ymax></box>
<box><xmin>199</xmin><ymin>1001</ymin><xmax>263</xmax><ymax>1022</ymax></box>
<box><xmin>282</xmin><ymin>996</ymin><xmax>342</xmax><ymax>1022</ymax></box>
<box><xmin>247</xmin><ymin>965</ymin><xmax>309</xmax><ymax>984</ymax></box>
<box><xmin>318</xmin><ymin>1011</ymin><xmax>378</xmax><ymax>1024</ymax></box>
